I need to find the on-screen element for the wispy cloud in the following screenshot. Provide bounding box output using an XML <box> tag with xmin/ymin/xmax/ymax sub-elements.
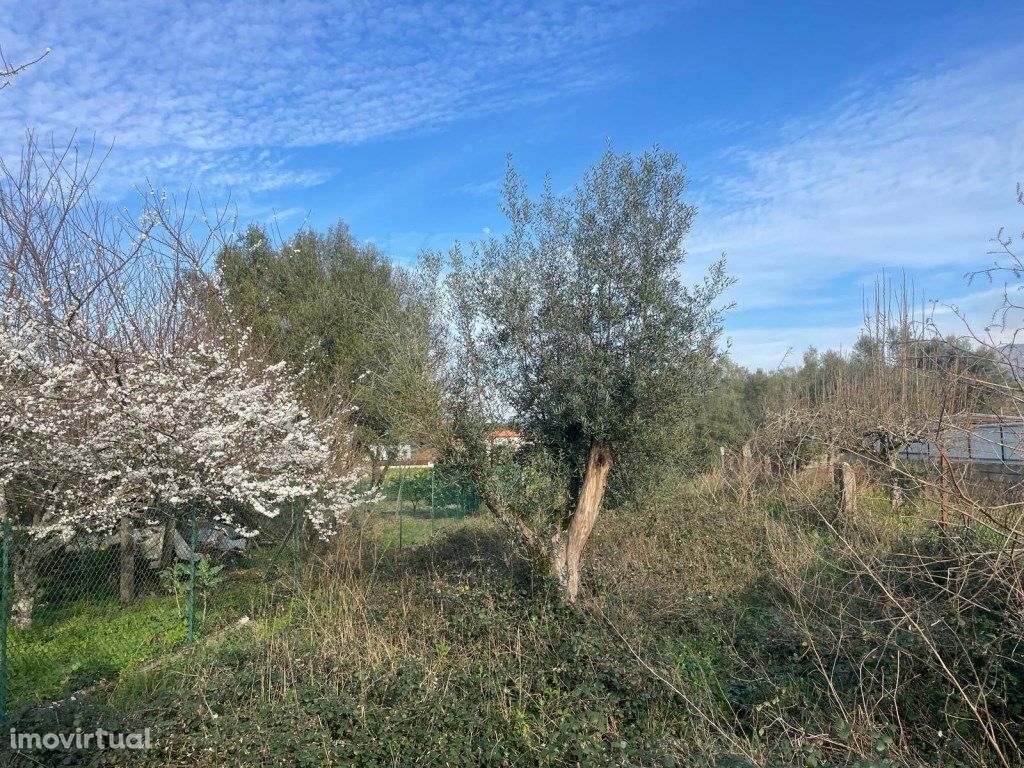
<box><xmin>725</xmin><ymin>323</ymin><xmax>865</xmax><ymax>372</ymax></box>
<box><xmin>1</xmin><ymin>0</ymin><xmax>661</xmax><ymax>195</ymax></box>
<box><xmin>689</xmin><ymin>46</ymin><xmax>1024</xmax><ymax>365</ymax></box>
<box><xmin>451</xmin><ymin>178</ymin><xmax>502</xmax><ymax>197</ymax></box>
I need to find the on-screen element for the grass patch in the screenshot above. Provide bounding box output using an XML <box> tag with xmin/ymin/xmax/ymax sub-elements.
<box><xmin>5</xmin><ymin>477</ymin><xmax>1020</xmax><ymax>767</ymax></box>
<box><xmin>7</xmin><ymin>593</ymin><xmax>188</xmax><ymax>702</ymax></box>
<box><xmin>5</xmin><ymin>553</ymin><xmax>272</xmax><ymax>707</ymax></box>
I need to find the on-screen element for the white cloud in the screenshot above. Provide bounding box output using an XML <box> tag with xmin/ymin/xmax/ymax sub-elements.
<box><xmin>689</xmin><ymin>46</ymin><xmax>1024</xmax><ymax>366</ymax></box>
<box><xmin>0</xmin><ymin>0</ymin><xmax>661</xmax><ymax>195</ymax></box>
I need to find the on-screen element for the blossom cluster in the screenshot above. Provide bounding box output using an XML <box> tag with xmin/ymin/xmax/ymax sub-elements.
<box><xmin>0</xmin><ymin>309</ymin><xmax>360</xmax><ymax>542</ymax></box>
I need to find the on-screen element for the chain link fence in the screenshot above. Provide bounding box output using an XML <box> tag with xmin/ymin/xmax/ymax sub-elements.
<box><xmin>0</xmin><ymin>501</ymin><xmax>289</xmax><ymax>723</ymax></box>
<box><xmin>0</xmin><ymin>466</ymin><xmax>477</xmax><ymax>724</ymax></box>
<box><xmin>379</xmin><ymin>465</ymin><xmax>480</xmax><ymax>549</ymax></box>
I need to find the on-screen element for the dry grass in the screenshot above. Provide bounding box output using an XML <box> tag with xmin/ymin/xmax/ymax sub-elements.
<box><xmin>31</xmin><ymin>471</ymin><xmax>1019</xmax><ymax>767</ymax></box>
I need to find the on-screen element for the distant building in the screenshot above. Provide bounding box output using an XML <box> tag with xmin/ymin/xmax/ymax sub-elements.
<box><xmin>370</xmin><ymin>444</ymin><xmax>412</xmax><ymax>462</ymax></box>
<box><xmin>900</xmin><ymin>413</ymin><xmax>1024</xmax><ymax>464</ymax></box>
<box><xmin>368</xmin><ymin>443</ymin><xmax>437</xmax><ymax>466</ymax></box>
<box><xmin>488</xmin><ymin>429</ymin><xmax>524</xmax><ymax>451</ymax></box>
<box><xmin>999</xmin><ymin>344</ymin><xmax>1024</xmax><ymax>376</ymax></box>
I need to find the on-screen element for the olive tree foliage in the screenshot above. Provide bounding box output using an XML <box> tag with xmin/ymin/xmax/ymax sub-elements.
<box><xmin>441</xmin><ymin>148</ymin><xmax>732</xmax><ymax>601</ymax></box>
<box><xmin>216</xmin><ymin>224</ymin><xmax>441</xmax><ymax>485</ymax></box>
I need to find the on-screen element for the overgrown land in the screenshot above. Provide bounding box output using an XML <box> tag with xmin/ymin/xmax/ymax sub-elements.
<box><xmin>2</xmin><ymin>141</ymin><xmax>1021</xmax><ymax>767</ymax></box>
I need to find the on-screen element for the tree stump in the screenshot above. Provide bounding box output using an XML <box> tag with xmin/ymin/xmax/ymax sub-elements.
<box><xmin>834</xmin><ymin>461</ymin><xmax>857</xmax><ymax>519</ymax></box>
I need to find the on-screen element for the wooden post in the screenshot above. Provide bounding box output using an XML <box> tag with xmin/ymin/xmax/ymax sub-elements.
<box><xmin>888</xmin><ymin>454</ymin><xmax>904</xmax><ymax>509</ymax></box>
<box><xmin>834</xmin><ymin>461</ymin><xmax>857</xmax><ymax>519</ymax></box>
<box><xmin>939</xmin><ymin>448</ymin><xmax>950</xmax><ymax>532</ymax></box>
<box><xmin>119</xmin><ymin>515</ymin><xmax>135</xmax><ymax>604</ymax></box>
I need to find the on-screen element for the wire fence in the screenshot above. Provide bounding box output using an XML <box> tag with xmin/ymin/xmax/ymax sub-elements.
<box><xmin>0</xmin><ymin>466</ymin><xmax>476</xmax><ymax>725</ymax></box>
<box><xmin>375</xmin><ymin>465</ymin><xmax>480</xmax><ymax>549</ymax></box>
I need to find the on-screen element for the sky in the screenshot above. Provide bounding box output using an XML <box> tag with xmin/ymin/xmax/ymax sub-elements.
<box><xmin>2</xmin><ymin>0</ymin><xmax>1023</xmax><ymax>370</ymax></box>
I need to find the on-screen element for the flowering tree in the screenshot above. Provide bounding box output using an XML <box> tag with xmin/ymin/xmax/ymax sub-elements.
<box><xmin>1</xmin><ymin>317</ymin><xmax>360</xmax><ymax>626</ymax></box>
<box><xmin>0</xmin><ymin>137</ymin><xmax>361</xmax><ymax>626</ymax></box>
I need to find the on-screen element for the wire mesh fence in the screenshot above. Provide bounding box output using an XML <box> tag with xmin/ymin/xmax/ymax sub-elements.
<box><xmin>350</xmin><ymin>464</ymin><xmax>480</xmax><ymax>550</ymax></box>
<box><xmin>0</xmin><ymin>466</ymin><xmax>476</xmax><ymax>724</ymax></box>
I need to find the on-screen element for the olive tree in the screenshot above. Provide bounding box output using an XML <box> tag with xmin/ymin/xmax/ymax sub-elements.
<box><xmin>442</xmin><ymin>147</ymin><xmax>731</xmax><ymax>601</ymax></box>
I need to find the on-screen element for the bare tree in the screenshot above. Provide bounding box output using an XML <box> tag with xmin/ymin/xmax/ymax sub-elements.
<box><xmin>0</xmin><ymin>46</ymin><xmax>50</xmax><ymax>91</ymax></box>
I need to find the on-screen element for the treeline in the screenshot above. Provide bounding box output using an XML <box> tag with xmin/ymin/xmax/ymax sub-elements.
<box><xmin>692</xmin><ymin>329</ymin><xmax>1009</xmax><ymax>470</ymax></box>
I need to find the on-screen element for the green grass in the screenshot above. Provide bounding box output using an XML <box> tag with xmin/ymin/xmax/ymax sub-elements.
<box><xmin>374</xmin><ymin>514</ymin><xmax>452</xmax><ymax>550</ymax></box>
<box><xmin>2</xmin><ymin>505</ymin><xmax>471</xmax><ymax>711</ymax></box>
<box><xmin>370</xmin><ymin>467</ymin><xmax>480</xmax><ymax>549</ymax></box>
<box><xmin>7</xmin><ymin>593</ymin><xmax>189</xmax><ymax>702</ymax></box>
<box><xmin>6</xmin><ymin>479</ymin><xmax>1020</xmax><ymax>767</ymax></box>
<box><xmin>5</xmin><ymin>553</ymin><xmax>272</xmax><ymax>706</ymax></box>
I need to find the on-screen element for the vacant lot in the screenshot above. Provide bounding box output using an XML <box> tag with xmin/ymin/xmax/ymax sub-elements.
<box><xmin>6</xmin><ymin>468</ymin><xmax>1018</xmax><ymax>767</ymax></box>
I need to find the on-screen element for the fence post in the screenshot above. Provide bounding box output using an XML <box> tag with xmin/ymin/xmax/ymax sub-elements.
<box><xmin>291</xmin><ymin>499</ymin><xmax>301</xmax><ymax>581</ymax></box>
<box><xmin>1</xmin><ymin>513</ymin><xmax>10</xmax><ymax>725</ymax></box>
<box><xmin>119</xmin><ymin>515</ymin><xmax>135</xmax><ymax>604</ymax></box>
<box><xmin>396</xmin><ymin>469</ymin><xmax>405</xmax><ymax>550</ymax></box>
<box><xmin>430</xmin><ymin>468</ymin><xmax>436</xmax><ymax>537</ymax></box>
<box><xmin>940</xmin><ymin>448</ymin><xmax>951</xmax><ymax>532</ymax></box>
<box><xmin>187</xmin><ymin>500</ymin><xmax>197</xmax><ymax>644</ymax></box>
<box><xmin>834</xmin><ymin>461</ymin><xmax>857</xmax><ymax>520</ymax></box>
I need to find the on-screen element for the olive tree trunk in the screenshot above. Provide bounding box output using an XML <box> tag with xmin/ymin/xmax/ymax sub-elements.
<box><xmin>475</xmin><ymin>441</ymin><xmax>614</xmax><ymax>603</ymax></box>
<box><xmin>550</xmin><ymin>441</ymin><xmax>613</xmax><ymax>602</ymax></box>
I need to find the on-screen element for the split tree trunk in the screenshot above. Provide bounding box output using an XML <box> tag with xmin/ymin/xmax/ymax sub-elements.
<box><xmin>474</xmin><ymin>440</ymin><xmax>614</xmax><ymax>603</ymax></box>
<box><xmin>550</xmin><ymin>441</ymin><xmax>613</xmax><ymax>602</ymax></box>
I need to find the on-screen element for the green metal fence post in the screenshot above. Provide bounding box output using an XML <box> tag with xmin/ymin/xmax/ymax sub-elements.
<box><xmin>430</xmin><ymin>467</ymin><xmax>436</xmax><ymax>537</ymax></box>
<box><xmin>396</xmin><ymin>469</ymin><xmax>406</xmax><ymax>550</ymax></box>
<box><xmin>187</xmin><ymin>500</ymin><xmax>197</xmax><ymax>644</ymax></box>
<box><xmin>292</xmin><ymin>499</ymin><xmax>300</xmax><ymax>582</ymax></box>
<box><xmin>0</xmin><ymin>514</ymin><xmax>10</xmax><ymax>725</ymax></box>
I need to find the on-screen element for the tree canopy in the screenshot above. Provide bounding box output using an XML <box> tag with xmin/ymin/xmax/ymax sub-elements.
<box><xmin>443</xmin><ymin>146</ymin><xmax>732</xmax><ymax>599</ymax></box>
<box><xmin>217</xmin><ymin>223</ymin><xmax>440</xmax><ymax>474</ymax></box>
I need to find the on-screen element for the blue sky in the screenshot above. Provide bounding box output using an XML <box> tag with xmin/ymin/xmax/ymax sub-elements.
<box><xmin>3</xmin><ymin>0</ymin><xmax>1023</xmax><ymax>369</ymax></box>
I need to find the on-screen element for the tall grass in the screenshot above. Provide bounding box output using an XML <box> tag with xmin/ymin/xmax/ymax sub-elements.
<box><xmin>9</xmin><ymin>475</ymin><xmax>1021</xmax><ymax>767</ymax></box>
